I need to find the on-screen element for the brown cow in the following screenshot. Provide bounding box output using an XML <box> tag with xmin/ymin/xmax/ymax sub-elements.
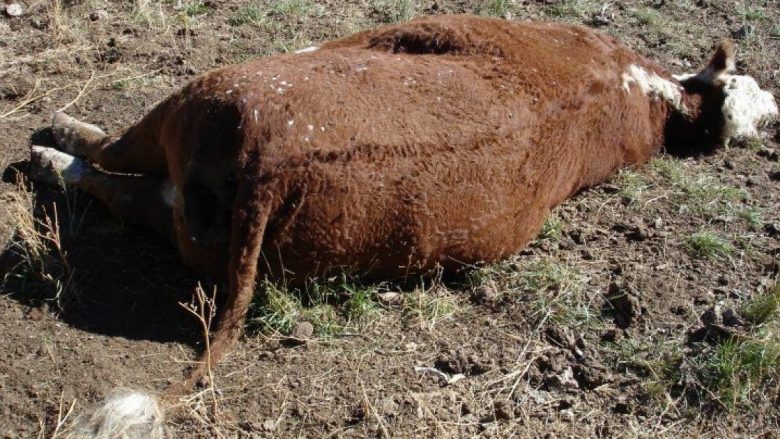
<box><xmin>27</xmin><ymin>14</ymin><xmax>777</xmax><ymax>435</ymax></box>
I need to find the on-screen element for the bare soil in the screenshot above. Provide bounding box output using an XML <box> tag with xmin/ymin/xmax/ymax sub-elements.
<box><xmin>1</xmin><ymin>0</ymin><xmax>779</xmax><ymax>437</ymax></box>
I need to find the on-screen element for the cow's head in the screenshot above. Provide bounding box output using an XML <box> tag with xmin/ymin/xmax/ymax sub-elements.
<box><xmin>670</xmin><ymin>41</ymin><xmax>778</xmax><ymax>151</ymax></box>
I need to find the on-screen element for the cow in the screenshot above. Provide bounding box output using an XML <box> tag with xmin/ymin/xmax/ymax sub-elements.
<box><xmin>26</xmin><ymin>14</ymin><xmax>777</xmax><ymax>436</ymax></box>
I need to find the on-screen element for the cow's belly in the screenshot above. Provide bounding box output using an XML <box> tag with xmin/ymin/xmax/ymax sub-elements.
<box><xmin>257</xmin><ymin>152</ymin><xmax>553</xmax><ymax>282</ymax></box>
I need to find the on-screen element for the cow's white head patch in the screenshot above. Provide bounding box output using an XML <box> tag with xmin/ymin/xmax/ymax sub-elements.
<box><xmin>676</xmin><ymin>40</ymin><xmax>778</xmax><ymax>146</ymax></box>
<box><xmin>719</xmin><ymin>74</ymin><xmax>778</xmax><ymax>142</ymax></box>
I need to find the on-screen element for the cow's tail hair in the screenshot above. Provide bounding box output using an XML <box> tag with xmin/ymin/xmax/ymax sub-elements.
<box><xmin>65</xmin><ymin>388</ymin><xmax>165</xmax><ymax>439</ymax></box>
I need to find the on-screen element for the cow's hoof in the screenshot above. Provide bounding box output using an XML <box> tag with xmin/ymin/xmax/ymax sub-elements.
<box><xmin>51</xmin><ymin>111</ymin><xmax>105</xmax><ymax>155</ymax></box>
<box><xmin>29</xmin><ymin>145</ymin><xmax>88</xmax><ymax>186</ymax></box>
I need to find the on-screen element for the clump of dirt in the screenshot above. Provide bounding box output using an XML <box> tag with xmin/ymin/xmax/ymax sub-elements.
<box><xmin>1</xmin><ymin>1</ymin><xmax>779</xmax><ymax>437</ymax></box>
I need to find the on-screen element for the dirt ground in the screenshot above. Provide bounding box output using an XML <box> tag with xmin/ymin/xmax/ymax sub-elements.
<box><xmin>1</xmin><ymin>0</ymin><xmax>779</xmax><ymax>437</ymax></box>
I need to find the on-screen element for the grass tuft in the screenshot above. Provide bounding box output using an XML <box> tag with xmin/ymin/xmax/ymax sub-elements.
<box><xmin>373</xmin><ymin>0</ymin><xmax>415</xmax><ymax>23</ymax></box>
<box><xmin>247</xmin><ymin>275</ymin><xmax>382</xmax><ymax>336</ymax></box>
<box><xmin>545</xmin><ymin>0</ymin><xmax>585</xmax><ymax>19</ymax></box>
<box><xmin>402</xmin><ymin>287</ymin><xmax>460</xmax><ymax>330</ymax></box>
<box><xmin>633</xmin><ymin>8</ymin><xmax>659</xmax><ymax>26</ymax></box>
<box><xmin>228</xmin><ymin>6</ymin><xmax>266</xmax><ymax>27</ymax></box>
<box><xmin>269</xmin><ymin>0</ymin><xmax>325</xmax><ymax>18</ymax></box>
<box><xmin>686</xmin><ymin>231</ymin><xmax>734</xmax><ymax>260</ymax></box>
<box><xmin>1</xmin><ymin>178</ymin><xmax>76</xmax><ymax>310</ymax></box>
<box><xmin>742</xmin><ymin>283</ymin><xmax>780</xmax><ymax>326</ymax></box>
<box><xmin>480</xmin><ymin>0</ymin><xmax>514</xmax><ymax>19</ymax></box>
<box><xmin>540</xmin><ymin>214</ymin><xmax>563</xmax><ymax>240</ymax></box>
<box><xmin>695</xmin><ymin>335</ymin><xmax>780</xmax><ymax>409</ymax></box>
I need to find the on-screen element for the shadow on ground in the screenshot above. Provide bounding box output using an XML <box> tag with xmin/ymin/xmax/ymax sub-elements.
<box><xmin>0</xmin><ymin>131</ymin><xmax>202</xmax><ymax>345</ymax></box>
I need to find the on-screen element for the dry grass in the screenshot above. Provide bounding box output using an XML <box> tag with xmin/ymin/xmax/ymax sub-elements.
<box><xmin>1</xmin><ymin>177</ymin><xmax>76</xmax><ymax>310</ymax></box>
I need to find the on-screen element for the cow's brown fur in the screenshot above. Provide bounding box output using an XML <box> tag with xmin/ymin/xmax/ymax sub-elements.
<box><xmin>29</xmin><ymin>15</ymin><xmax>777</xmax><ymax>384</ymax></box>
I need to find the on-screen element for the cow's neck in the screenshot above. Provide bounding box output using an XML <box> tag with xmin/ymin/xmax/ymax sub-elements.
<box><xmin>664</xmin><ymin>91</ymin><xmax>724</xmax><ymax>154</ymax></box>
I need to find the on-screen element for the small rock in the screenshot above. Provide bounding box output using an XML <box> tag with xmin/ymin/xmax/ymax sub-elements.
<box><xmin>547</xmin><ymin>367</ymin><xmax>579</xmax><ymax>390</ymax></box>
<box><xmin>5</xmin><ymin>3</ymin><xmax>23</xmax><ymax>17</ymax></box>
<box><xmin>757</xmin><ymin>147</ymin><xmax>780</xmax><ymax>161</ymax></box>
<box><xmin>545</xmin><ymin>326</ymin><xmax>575</xmax><ymax>349</ymax></box>
<box><xmin>493</xmin><ymin>400</ymin><xmax>512</xmax><ymax>420</ymax></box>
<box><xmin>574</xmin><ymin>362</ymin><xmax>610</xmax><ymax>389</ymax></box>
<box><xmin>701</xmin><ymin>301</ymin><xmax>724</xmax><ymax>325</ymax></box>
<box><xmin>600</xmin><ymin>328</ymin><xmax>622</xmax><ymax>342</ymax></box>
<box><xmin>723</xmin><ymin>159</ymin><xmax>735</xmax><ymax>170</ymax></box>
<box><xmin>29</xmin><ymin>17</ymin><xmax>47</xmax><ymax>29</ymax></box>
<box><xmin>471</xmin><ymin>284</ymin><xmax>499</xmax><ymax>304</ymax></box>
<box><xmin>733</xmin><ymin>24</ymin><xmax>755</xmax><ymax>40</ymax></box>
<box><xmin>613</xmin><ymin>400</ymin><xmax>631</xmax><ymax>414</ymax></box>
<box><xmin>560</xmin><ymin>409</ymin><xmax>575</xmax><ymax>422</ymax></box>
<box><xmin>197</xmin><ymin>375</ymin><xmax>210</xmax><ymax>388</ymax></box>
<box><xmin>377</xmin><ymin>292</ymin><xmax>401</xmax><ymax>304</ymax></box>
<box><xmin>289</xmin><ymin>321</ymin><xmax>314</xmax><ymax>342</ymax></box>
<box><xmin>27</xmin><ymin>307</ymin><xmax>46</xmax><ymax>322</ymax></box>
<box><xmin>381</xmin><ymin>399</ymin><xmax>399</xmax><ymax>418</ymax></box>
<box><xmin>569</xmin><ymin>229</ymin><xmax>586</xmax><ymax>244</ymax></box>
<box><xmin>262</xmin><ymin>419</ymin><xmax>275</xmax><ymax>431</ymax></box>
<box><xmin>625</xmin><ymin>225</ymin><xmax>650</xmax><ymax>241</ymax></box>
<box><xmin>721</xmin><ymin>308</ymin><xmax>744</xmax><ymax>327</ymax></box>
<box><xmin>764</xmin><ymin>222</ymin><xmax>780</xmax><ymax>238</ymax></box>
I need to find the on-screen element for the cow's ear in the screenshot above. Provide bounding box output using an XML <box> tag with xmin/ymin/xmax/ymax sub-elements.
<box><xmin>695</xmin><ymin>40</ymin><xmax>735</xmax><ymax>83</ymax></box>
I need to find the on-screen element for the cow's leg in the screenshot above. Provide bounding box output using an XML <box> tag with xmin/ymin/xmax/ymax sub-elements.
<box><xmin>185</xmin><ymin>168</ymin><xmax>272</xmax><ymax>386</ymax></box>
<box><xmin>51</xmin><ymin>111</ymin><xmax>166</xmax><ymax>174</ymax></box>
<box><xmin>29</xmin><ymin>146</ymin><xmax>173</xmax><ymax>237</ymax></box>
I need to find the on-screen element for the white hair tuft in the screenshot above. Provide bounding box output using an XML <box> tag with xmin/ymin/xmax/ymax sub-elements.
<box><xmin>67</xmin><ymin>389</ymin><xmax>166</xmax><ymax>439</ymax></box>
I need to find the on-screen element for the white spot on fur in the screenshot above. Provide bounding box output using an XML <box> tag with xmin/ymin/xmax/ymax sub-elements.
<box><xmin>69</xmin><ymin>389</ymin><xmax>165</xmax><ymax>439</ymax></box>
<box><xmin>253</xmin><ymin>108</ymin><xmax>259</xmax><ymax>123</ymax></box>
<box><xmin>622</xmin><ymin>64</ymin><xmax>684</xmax><ymax>112</ymax></box>
<box><xmin>288</xmin><ymin>119</ymin><xmax>294</xmax><ymax>127</ymax></box>
<box><xmin>295</xmin><ymin>45</ymin><xmax>319</xmax><ymax>54</ymax></box>
<box><xmin>720</xmin><ymin>74</ymin><xmax>779</xmax><ymax>143</ymax></box>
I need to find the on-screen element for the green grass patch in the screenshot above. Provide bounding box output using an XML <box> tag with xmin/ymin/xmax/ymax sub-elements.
<box><xmin>686</xmin><ymin>231</ymin><xmax>734</xmax><ymax>260</ymax></box>
<box><xmin>181</xmin><ymin>1</ymin><xmax>208</xmax><ymax>17</ymax></box>
<box><xmin>480</xmin><ymin>0</ymin><xmax>514</xmax><ymax>18</ymax></box>
<box><xmin>518</xmin><ymin>259</ymin><xmax>591</xmax><ymax>327</ymax></box>
<box><xmin>614</xmin><ymin>168</ymin><xmax>649</xmax><ymax>203</ymax></box>
<box><xmin>228</xmin><ymin>5</ymin><xmax>266</xmax><ymax>26</ymax></box>
<box><xmin>694</xmin><ymin>335</ymin><xmax>780</xmax><ymax>409</ymax></box>
<box><xmin>609</xmin><ymin>282</ymin><xmax>780</xmax><ymax>411</ymax></box>
<box><xmin>771</xmin><ymin>24</ymin><xmax>780</xmax><ymax>39</ymax></box>
<box><xmin>402</xmin><ymin>288</ymin><xmax>460</xmax><ymax>329</ymax></box>
<box><xmin>742</xmin><ymin>283</ymin><xmax>780</xmax><ymax>325</ymax></box>
<box><xmin>540</xmin><ymin>214</ymin><xmax>563</xmax><ymax>240</ymax></box>
<box><xmin>647</xmin><ymin>157</ymin><xmax>750</xmax><ymax>220</ymax></box>
<box><xmin>736</xmin><ymin>5</ymin><xmax>766</xmax><ymax>22</ymax></box>
<box><xmin>545</xmin><ymin>0</ymin><xmax>585</xmax><ymax>18</ymax></box>
<box><xmin>633</xmin><ymin>8</ymin><xmax>659</xmax><ymax>25</ymax></box>
<box><xmin>247</xmin><ymin>276</ymin><xmax>382</xmax><ymax>336</ymax></box>
<box><xmin>372</xmin><ymin>0</ymin><xmax>415</xmax><ymax>23</ymax></box>
<box><xmin>269</xmin><ymin>0</ymin><xmax>325</xmax><ymax>18</ymax></box>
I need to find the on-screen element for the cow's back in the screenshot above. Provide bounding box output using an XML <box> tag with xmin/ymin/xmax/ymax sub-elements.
<box><xmin>157</xmin><ymin>16</ymin><xmax>672</xmax><ymax>281</ymax></box>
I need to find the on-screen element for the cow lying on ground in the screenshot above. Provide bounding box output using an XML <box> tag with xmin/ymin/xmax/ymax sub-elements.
<box><xmin>27</xmin><ymin>14</ymin><xmax>777</xmax><ymax>435</ymax></box>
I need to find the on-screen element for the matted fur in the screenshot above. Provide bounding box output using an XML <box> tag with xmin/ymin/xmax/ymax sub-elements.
<box><xmin>66</xmin><ymin>389</ymin><xmax>165</xmax><ymax>439</ymax></box>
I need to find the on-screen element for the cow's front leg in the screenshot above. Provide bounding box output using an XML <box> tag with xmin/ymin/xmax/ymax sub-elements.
<box><xmin>29</xmin><ymin>146</ymin><xmax>174</xmax><ymax>238</ymax></box>
<box><xmin>50</xmin><ymin>111</ymin><xmax>167</xmax><ymax>174</ymax></box>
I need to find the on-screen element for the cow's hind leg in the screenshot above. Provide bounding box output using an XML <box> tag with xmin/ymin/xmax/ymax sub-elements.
<box><xmin>185</xmin><ymin>166</ymin><xmax>272</xmax><ymax>387</ymax></box>
<box><xmin>30</xmin><ymin>146</ymin><xmax>173</xmax><ymax>237</ymax></box>
<box><xmin>51</xmin><ymin>111</ymin><xmax>166</xmax><ymax>174</ymax></box>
